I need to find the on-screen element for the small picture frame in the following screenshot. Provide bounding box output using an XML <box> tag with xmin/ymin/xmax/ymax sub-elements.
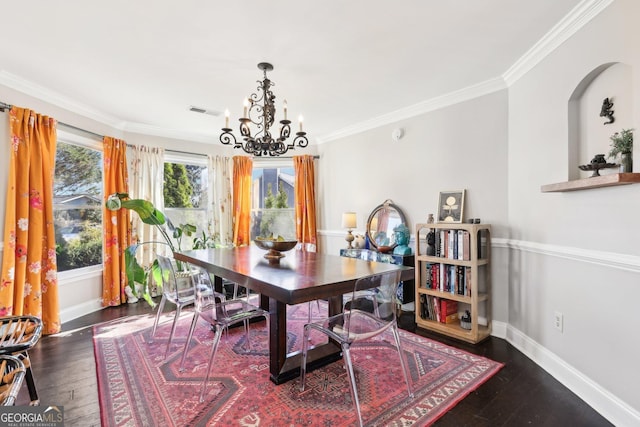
<box><xmin>437</xmin><ymin>190</ymin><xmax>465</xmax><ymax>223</ymax></box>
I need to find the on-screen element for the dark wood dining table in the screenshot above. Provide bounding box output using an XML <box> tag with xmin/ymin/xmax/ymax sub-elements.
<box><xmin>174</xmin><ymin>246</ymin><xmax>414</xmax><ymax>384</ymax></box>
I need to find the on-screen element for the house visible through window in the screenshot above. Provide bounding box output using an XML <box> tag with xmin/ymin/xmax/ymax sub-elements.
<box><xmin>251</xmin><ymin>166</ymin><xmax>296</xmax><ymax>240</ymax></box>
<box><xmin>53</xmin><ymin>140</ymin><xmax>103</xmax><ymax>272</ymax></box>
<box><xmin>163</xmin><ymin>160</ymin><xmax>208</xmax><ymax>250</ymax></box>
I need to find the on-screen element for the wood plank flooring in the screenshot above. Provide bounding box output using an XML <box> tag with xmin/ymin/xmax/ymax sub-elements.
<box><xmin>15</xmin><ymin>303</ymin><xmax>613</xmax><ymax>426</ymax></box>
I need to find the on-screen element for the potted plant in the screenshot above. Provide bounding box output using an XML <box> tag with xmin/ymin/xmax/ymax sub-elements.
<box><xmin>608</xmin><ymin>128</ymin><xmax>634</xmax><ymax>172</ymax></box>
<box><xmin>105</xmin><ymin>192</ymin><xmax>196</xmax><ymax>306</ymax></box>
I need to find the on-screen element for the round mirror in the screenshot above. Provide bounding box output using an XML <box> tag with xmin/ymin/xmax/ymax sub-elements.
<box><xmin>366</xmin><ymin>199</ymin><xmax>408</xmax><ymax>252</ymax></box>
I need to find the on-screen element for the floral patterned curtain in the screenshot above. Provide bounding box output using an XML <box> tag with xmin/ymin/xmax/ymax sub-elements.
<box><xmin>102</xmin><ymin>136</ymin><xmax>130</xmax><ymax>306</ymax></box>
<box><xmin>293</xmin><ymin>155</ymin><xmax>317</xmax><ymax>252</ymax></box>
<box><xmin>208</xmin><ymin>155</ymin><xmax>233</xmax><ymax>247</ymax></box>
<box><xmin>232</xmin><ymin>156</ymin><xmax>252</xmax><ymax>246</ymax></box>
<box><xmin>0</xmin><ymin>106</ymin><xmax>60</xmax><ymax>334</ymax></box>
<box><xmin>129</xmin><ymin>145</ymin><xmax>166</xmax><ymax>289</ymax></box>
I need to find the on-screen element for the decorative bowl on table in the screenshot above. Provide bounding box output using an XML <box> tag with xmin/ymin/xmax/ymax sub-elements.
<box><xmin>254</xmin><ymin>238</ymin><xmax>298</xmax><ymax>263</ymax></box>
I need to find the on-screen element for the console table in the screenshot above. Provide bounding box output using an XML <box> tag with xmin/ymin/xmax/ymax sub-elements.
<box><xmin>339</xmin><ymin>248</ymin><xmax>415</xmax><ymax>310</ymax></box>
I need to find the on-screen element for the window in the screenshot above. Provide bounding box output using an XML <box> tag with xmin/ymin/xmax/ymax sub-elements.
<box><xmin>163</xmin><ymin>158</ymin><xmax>208</xmax><ymax>250</ymax></box>
<box><xmin>251</xmin><ymin>165</ymin><xmax>296</xmax><ymax>240</ymax></box>
<box><xmin>53</xmin><ymin>137</ymin><xmax>103</xmax><ymax>272</ymax></box>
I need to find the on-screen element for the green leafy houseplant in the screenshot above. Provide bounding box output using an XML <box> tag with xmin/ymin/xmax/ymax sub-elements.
<box><xmin>608</xmin><ymin>128</ymin><xmax>634</xmax><ymax>159</ymax></box>
<box><xmin>105</xmin><ymin>192</ymin><xmax>196</xmax><ymax>306</ymax></box>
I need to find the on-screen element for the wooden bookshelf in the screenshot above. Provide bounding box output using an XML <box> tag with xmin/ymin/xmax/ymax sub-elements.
<box><xmin>414</xmin><ymin>223</ymin><xmax>491</xmax><ymax>344</ymax></box>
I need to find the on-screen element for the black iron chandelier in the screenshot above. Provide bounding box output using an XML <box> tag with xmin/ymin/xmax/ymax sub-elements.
<box><xmin>220</xmin><ymin>62</ymin><xmax>308</xmax><ymax>157</ymax></box>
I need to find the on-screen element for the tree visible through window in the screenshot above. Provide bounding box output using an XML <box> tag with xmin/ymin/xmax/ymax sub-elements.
<box><xmin>163</xmin><ymin>161</ymin><xmax>207</xmax><ymax>249</ymax></box>
<box><xmin>251</xmin><ymin>167</ymin><xmax>295</xmax><ymax>240</ymax></box>
<box><xmin>53</xmin><ymin>141</ymin><xmax>103</xmax><ymax>271</ymax></box>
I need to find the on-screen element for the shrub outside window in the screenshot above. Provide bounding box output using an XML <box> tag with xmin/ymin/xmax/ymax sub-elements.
<box><xmin>53</xmin><ymin>140</ymin><xmax>103</xmax><ymax>272</ymax></box>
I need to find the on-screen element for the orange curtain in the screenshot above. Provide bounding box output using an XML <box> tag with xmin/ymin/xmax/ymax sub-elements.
<box><xmin>232</xmin><ymin>156</ymin><xmax>253</xmax><ymax>246</ymax></box>
<box><xmin>293</xmin><ymin>155</ymin><xmax>317</xmax><ymax>251</ymax></box>
<box><xmin>102</xmin><ymin>137</ymin><xmax>131</xmax><ymax>306</ymax></box>
<box><xmin>0</xmin><ymin>106</ymin><xmax>60</xmax><ymax>334</ymax></box>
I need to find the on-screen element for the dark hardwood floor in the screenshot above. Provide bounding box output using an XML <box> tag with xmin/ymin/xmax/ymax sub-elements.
<box><xmin>15</xmin><ymin>303</ymin><xmax>613</xmax><ymax>426</ymax></box>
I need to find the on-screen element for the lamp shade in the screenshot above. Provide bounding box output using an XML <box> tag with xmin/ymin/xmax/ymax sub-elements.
<box><xmin>342</xmin><ymin>212</ymin><xmax>357</xmax><ymax>229</ymax></box>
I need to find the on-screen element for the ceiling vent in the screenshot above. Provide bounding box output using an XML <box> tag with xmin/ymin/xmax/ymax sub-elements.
<box><xmin>188</xmin><ymin>105</ymin><xmax>220</xmax><ymax>116</ymax></box>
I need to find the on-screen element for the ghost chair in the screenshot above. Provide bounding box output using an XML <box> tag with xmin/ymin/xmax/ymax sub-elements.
<box><xmin>153</xmin><ymin>254</ymin><xmax>226</xmax><ymax>358</ymax></box>
<box><xmin>178</xmin><ymin>266</ymin><xmax>270</xmax><ymax>402</ymax></box>
<box><xmin>299</xmin><ymin>270</ymin><xmax>413</xmax><ymax>427</ymax></box>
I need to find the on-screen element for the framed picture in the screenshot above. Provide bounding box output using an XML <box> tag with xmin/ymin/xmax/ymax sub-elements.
<box><xmin>437</xmin><ymin>190</ymin><xmax>465</xmax><ymax>223</ymax></box>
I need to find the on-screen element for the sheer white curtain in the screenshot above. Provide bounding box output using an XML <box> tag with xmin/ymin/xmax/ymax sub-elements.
<box><xmin>207</xmin><ymin>155</ymin><xmax>234</xmax><ymax>247</ymax></box>
<box><xmin>129</xmin><ymin>145</ymin><xmax>166</xmax><ymax>280</ymax></box>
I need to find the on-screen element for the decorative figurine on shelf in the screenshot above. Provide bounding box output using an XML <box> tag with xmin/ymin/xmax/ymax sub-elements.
<box><xmin>600</xmin><ymin>97</ymin><xmax>615</xmax><ymax>125</ymax></box>
<box><xmin>393</xmin><ymin>223</ymin><xmax>412</xmax><ymax>255</ymax></box>
<box><xmin>426</xmin><ymin>230</ymin><xmax>436</xmax><ymax>256</ymax></box>
<box><xmin>427</xmin><ymin>213</ymin><xmax>434</xmax><ymax>224</ymax></box>
<box><xmin>460</xmin><ymin>310</ymin><xmax>472</xmax><ymax>330</ymax></box>
<box><xmin>353</xmin><ymin>234</ymin><xmax>366</xmax><ymax>249</ymax></box>
<box><xmin>578</xmin><ymin>153</ymin><xmax>617</xmax><ymax>177</ymax></box>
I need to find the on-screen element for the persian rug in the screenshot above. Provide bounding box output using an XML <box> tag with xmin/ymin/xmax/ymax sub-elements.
<box><xmin>93</xmin><ymin>303</ymin><xmax>503</xmax><ymax>426</ymax></box>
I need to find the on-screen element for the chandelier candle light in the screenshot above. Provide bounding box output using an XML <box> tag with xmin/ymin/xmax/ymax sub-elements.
<box><xmin>342</xmin><ymin>212</ymin><xmax>357</xmax><ymax>249</ymax></box>
<box><xmin>220</xmin><ymin>62</ymin><xmax>308</xmax><ymax>157</ymax></box>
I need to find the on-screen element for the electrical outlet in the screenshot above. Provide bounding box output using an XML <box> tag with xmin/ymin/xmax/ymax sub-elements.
<box><xmin>554</xmin><ymin>311</ymin><xmax>563</xmax><ymax>332</ymax></box>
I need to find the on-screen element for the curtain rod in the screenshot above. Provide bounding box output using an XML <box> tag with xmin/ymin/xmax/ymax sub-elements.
<box><xmin>0</xmin><ymin>100</ymin><xmax>105</xmax><ymax>139</ymax></box>
<box><xmin>1</xmin><ymin>100</ymin><xmax>319</xmax><ymax>160</ymax></box>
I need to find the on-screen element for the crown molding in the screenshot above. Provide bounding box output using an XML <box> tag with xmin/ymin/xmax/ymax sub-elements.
<box><xmin>316</xmin><ymin>77</ymin><xmax>507</xmax><ymax>144</ymax></box>
<box><xmin>502</xmin><ymin>0</ymin><xmax>614</xmax><ymax>86</ymax></box>
<box><xmin>319</xmin><ymin>0</ymin><xmax>612</xmax><ymax>144</ymax></box>
<box><xmin>1</xmin><ymin>0</ymin><xmax>613</xmax><ymax>146</ymax></box>
<box><xmin>0</xmin><ymin>70</ymin><xmax>127</xmax><ymax>129</ymax></box>
<box><xmin>123</xmin><ymin>122</ymin><xmax>217</xmax><ymax>144</ymax></box>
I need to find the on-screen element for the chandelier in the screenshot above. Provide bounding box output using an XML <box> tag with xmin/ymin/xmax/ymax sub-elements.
<box><xmin>220</xmin><ymin>62</ymin><xmax>308</xmax><ymax>157</ymax></box>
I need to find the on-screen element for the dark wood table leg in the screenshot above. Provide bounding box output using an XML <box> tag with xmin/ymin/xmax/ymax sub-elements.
<box><xmin>268</xmin><ymin>296</ymin><xmax>343</xmax><ymax>385</ymax></box>
<box><xmin>269</xmin><ymin>298</ymin><xmax>288</xmax><ymax>384</ymax></box>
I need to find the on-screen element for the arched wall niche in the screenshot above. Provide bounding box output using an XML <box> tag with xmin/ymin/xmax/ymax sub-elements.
<box><xmin>567</xmin><ymin>62</ymin><xmax>634</xmax><ymax>180</ymax></box>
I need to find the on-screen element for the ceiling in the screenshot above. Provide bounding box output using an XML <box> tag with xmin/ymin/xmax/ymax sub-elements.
<box><xmin>0</xmin><ymin>0</ymin><xmax>589</xmax><ymax>145</ymax></box>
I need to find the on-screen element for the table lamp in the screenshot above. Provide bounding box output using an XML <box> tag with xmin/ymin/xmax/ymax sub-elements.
<box><xmin>342</xmin><ymin>212</ymin><xmax>357</xmax><ymax>249</ymax></box>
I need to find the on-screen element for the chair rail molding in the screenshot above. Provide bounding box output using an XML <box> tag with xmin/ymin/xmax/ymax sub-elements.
<box><xmin>506</xmin><ymin>238</ymin><xmax>640</xmax><ymax>273</ymax></box>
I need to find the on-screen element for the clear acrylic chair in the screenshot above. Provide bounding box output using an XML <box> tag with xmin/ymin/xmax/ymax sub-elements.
<box><xmin>0</xmin><ymin>355</ymin><xmax>26</xmax><ymax>406</ymax></box>
<box><xmin>299</xmin><ymin>270</ymin><xmax>413</xmax><ymax>427</ymax></box>
<box><xmin>153</xmin><ymin>254</ymin><xmax>223</xmax><ymax>358</ymax></box>
<box><xmin>0</xmin><ymin>315</ymin><xmax>43</xmax><ymax>406</ymax></box>
<box><xmin>178</xmin><ymin>266</ymin><xmax>269</xmax><ymax>402</ymax></box>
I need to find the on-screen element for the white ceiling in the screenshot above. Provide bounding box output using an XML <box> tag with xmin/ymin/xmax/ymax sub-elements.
<box><xmin>0</xmin><ymin>0</ymin><xmax>593</xmax><ymax>144</ymax></box>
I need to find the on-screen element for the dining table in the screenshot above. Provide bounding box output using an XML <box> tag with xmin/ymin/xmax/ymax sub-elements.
<box><xmin>174</xmin><ymin>245</ymin><xmax>414</xmax><ymax>384</ymax></box>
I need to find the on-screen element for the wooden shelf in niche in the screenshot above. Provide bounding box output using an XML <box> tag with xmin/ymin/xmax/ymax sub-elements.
<box><xmin>541</xmin><ymin>173</ymin><xmax>640</xmax><ymax>193</ymax></box>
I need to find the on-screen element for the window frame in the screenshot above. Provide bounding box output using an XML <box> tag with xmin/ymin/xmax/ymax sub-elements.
<box><xmin>54</xmin><ymin>129</ymin><xmax>104</xmax><ymax>282</ymax></box>
<box><xmin>162</xmin><ymin>151</ymin><xmax>209</xmax><ymax>249</ymax></box>
<box><xmin>251</xmin><ymin>158</ymin><xmax>296</xmax><ymax>241</ymax></box>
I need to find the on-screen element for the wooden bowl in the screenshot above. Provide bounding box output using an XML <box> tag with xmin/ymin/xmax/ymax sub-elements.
<box><xmin>377</xmin><ymin>245</ymin><xmax>396</xmax><ymax>254</ymax></box>
<box><xmin>254</xmin><ymin>239</ymin><xmax>298</xmax><ymax>263</ymax></box>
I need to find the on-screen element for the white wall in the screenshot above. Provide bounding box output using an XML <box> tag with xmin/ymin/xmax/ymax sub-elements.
<box><xmin>316</xmin><ymin>90</ymin><xmax>510</xmax><ymax>324</ymax></box>
<box><xmin>507</xmin><ymin>0</ymin><xmax>640</xmax><ymax>424</ymax></box>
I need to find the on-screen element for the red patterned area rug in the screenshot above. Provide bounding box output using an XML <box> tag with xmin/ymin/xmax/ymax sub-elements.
<box><xmin>93</xmin><ymin>303</ymin><xmax>503</xmax><ymax>426</ymax></box>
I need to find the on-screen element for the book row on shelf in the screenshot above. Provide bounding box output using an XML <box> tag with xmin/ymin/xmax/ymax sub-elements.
<box><xmin>434</xmin><ymin>229</ymin><xmax>472</xmax><ymax>260</ymax></box>
<box><xmin>419</xmin><ymin>294</ymin><xmax>459</xmax><ymax>324</ymax></box>
<box><xmin>422</xmin><ymin>263</ymin><xmax>471</xmax><ymax>297</ymax></box>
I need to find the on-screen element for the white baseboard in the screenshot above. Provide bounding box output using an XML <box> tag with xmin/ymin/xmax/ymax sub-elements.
<box><xmin>490</xmin><ymin>319</ymin><xmax>508</xmax><ymax>339</ymax></box>
<box><xmin>59</xmin><ymin>298</ymin><xmax>104</xmax><ymax>324</ymax></box>
<box><xmin>505</xmin><ymin>325</ymin><xmax>640</xmax><ymax>427</ymax></box>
